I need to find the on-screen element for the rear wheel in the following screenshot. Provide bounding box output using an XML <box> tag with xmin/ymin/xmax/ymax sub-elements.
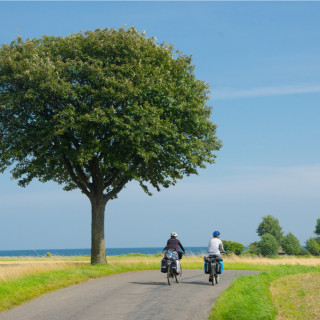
<box><xmin>167</xmin><ymin>265</ymin><xmax>173</xmax><ymax>285</ymax></box>
<box><xmin>210</xmin><ymin>263</ymin><xmax>215</xmax><ymax>286</ymax></box>
<box><xmin>175</xmin><ymin>266</ymin><xmax>182</xmax><ymax>283</ymax></box>
<box><xmin>215</xmin><ymin>274</ymin><xmax>219</xmax><ymax>284</ymax></box>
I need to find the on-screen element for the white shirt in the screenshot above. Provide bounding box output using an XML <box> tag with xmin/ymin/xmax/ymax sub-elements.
<box><xmin>208</xmin><ymin>238</ymin><xmax>223</xmax><ymax>255</ymax></box>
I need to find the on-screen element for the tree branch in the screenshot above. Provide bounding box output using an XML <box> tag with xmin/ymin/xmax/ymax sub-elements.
<box><xmin>73</xmin><ymin>163</ymin><xmax>93</xmax><ymax>192</ymax></box>
<box><xmin>104</xmin><ymin>177</ymin><xmax>130</xmax><ymax>202</ymax></box>
<box><xmin>104</xmin><ymin>168</ymin><xmax>121</xmax><ymax>189</ymax></box>
<box><xmin>63</xmin><ymin>155</ymin><xmax>91</xmax><ymax>198</ymax></box>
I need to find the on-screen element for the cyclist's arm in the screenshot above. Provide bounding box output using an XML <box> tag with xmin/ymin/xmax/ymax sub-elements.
<box><xmin>178</xmin><ymin>241</ymin><xmax>186</xmax><ymax>253</ymax></box>
<box><xmin>219</xmin><ymin>241</ymin><xmax>225</xmax><ymax>253</ymax></box>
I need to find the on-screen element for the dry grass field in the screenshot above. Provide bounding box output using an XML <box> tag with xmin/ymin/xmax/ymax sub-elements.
<box><xmin>0</xmin><ymin>254</ymin><xmax>319</xmax><ymax>282</ymax></box>
<box><xmin>0</xmin><ymin>261</ymin><xmax>88</xmax><ymax>282</ymax></box>
<box><xmin>224</xmin><ymin>254</ymin><xmax>320</xmax><ymax>266</ymax></box>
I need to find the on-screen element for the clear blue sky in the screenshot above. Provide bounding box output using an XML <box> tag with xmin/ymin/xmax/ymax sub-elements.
<box><xmin>0</xmin><ymin>2</ymin><xmax>319</xmax><ymax>250</ymax></box>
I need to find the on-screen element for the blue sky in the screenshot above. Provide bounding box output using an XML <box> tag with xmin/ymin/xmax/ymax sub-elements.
<box><xmin>0</xmin><ymin>2</ymin><xmax>320</xmax><ymax>250</ymax></box>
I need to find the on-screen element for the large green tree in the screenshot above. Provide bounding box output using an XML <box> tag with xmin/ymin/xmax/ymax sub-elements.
<box><xmin>257</xmin><ymin>215</ymin><xmax>284</xmax><ymax>243</ymax></box>
<box><xmin>0</xmin><ymin>27</ymin><xmax>222</xmax><ymax>264</ymax></box>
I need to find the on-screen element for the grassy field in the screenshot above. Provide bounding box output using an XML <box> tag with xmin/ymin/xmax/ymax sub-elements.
<box><xmin>270</xmin><ymin>272</ymin><xmax>320</xmax><ymax>320</ymax></box>
<box><xmin>0</xmin><ymin>254</ymin><xmax>320</xmax><ymax>318</ymax></box>
<box><xmin>210</xmin><ymin>262</ymin><xmax>320</xmax><ymax>320</ymax></box>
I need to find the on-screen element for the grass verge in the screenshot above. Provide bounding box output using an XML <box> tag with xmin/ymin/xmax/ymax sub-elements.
<box><xmin>0</xmin><ymin>262</ymin><xmax>158</xmax><ymax>313</ymax></box>
<box><xmin>210</xmin><ymin>265</ymin><xmax>320</xmax><ymax>320</ymax></box>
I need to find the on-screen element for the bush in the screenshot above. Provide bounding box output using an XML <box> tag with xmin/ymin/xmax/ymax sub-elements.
<box><xmin>222</xmin><ymin>240</ymin><xmax>245</xmax><ymax>255</ymax></box>
<box><xmin>297</xmin><ymin>248</ymin><xmax>311</xmax><ymax>256</ymax></box>
<box><xmin>281</xmin><ymin>232</ymin><xmax>301</xmax><ymax>255</ymax></box>
<box><xmin>259</xmin><ymin>233</ymin><xmax>279</xmax><ymax>256</ymax></box>
<box><xmin>245</xmin><ymin>242</ymin><xmax>261</xmax><ymax>255</ymax></box>
<box><xmin>305</xmin><ymin>237</ymin><xmax>320</xmax><ymax>256</ymax></box>
<box><xmin>46</xmin><ymin>252</ymin><xmax>52</xmax><ymax>257</ymax></box>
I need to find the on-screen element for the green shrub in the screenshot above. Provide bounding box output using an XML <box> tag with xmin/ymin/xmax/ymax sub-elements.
<box><xmin>281</xmin><ymin>232</ymin><xmax>301</xmax><ymax>255</ymax></box>
<box><xmin>298</xmin><ymin>248</ymin><xmax>311</xmax><ymax>256</ymax></box>
<box><xmin>245</xmin><ymin>242</ymin><xmax>261</xmax><ymax>255</ymax></box>
<box><xmin>222</xmin><ymin>240</ymin><xmax>245</xmax><ymax>255</ymax></box>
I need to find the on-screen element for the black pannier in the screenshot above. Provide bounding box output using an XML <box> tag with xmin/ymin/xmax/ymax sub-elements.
<box><xmin>204</xmin><ymin>261</ymin><xmax>211</xmax><ymax>274</ymax></box>
<box><xmin>161</xmin><ymin>259</ymin><xmax>168</xmax><ymax>273</ymax></box>
<box><xmin>170</xmin><ymin>260</ymin><xmax>178</xmax><ymax>274</ymax></box>
<box><xmin>215</xmin><ymin>261</ymin><xmax>221</xmax><ymax>274</ymax></box>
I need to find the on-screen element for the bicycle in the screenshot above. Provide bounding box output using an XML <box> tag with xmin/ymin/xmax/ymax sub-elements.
<box><xmin>204</xmin><ymin>255</ymin><xmax>222</xmax><ymax>286</ymax></box>
<box><xmin>163</xmin><ymin>250</ymin><xmax>182</xmax><ymax>285</ymax></box>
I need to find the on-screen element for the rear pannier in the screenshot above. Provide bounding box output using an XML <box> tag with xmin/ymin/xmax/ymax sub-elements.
<box><xmin>204</xmin><ymin>261</ymin><xmax>211</xmax><ymax>274</ymax></box>
<box><xmin>161</xmin><ymin>259</ymin><xmax>168</xmax><ymax>273</ymax></box>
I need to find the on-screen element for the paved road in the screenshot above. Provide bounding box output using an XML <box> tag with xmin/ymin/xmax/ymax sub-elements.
<box><xmin>0</xmin><ymin>270</ymin><xmax>259</xmax><ymax>320</ymax></box>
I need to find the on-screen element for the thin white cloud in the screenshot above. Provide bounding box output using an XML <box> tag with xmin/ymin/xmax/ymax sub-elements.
<box><xmin>214</xmin><ymin>84</ymin><xmax>320</xmax><ymax>100</ymax></box>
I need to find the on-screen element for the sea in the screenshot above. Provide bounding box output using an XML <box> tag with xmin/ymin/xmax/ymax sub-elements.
<box><xmin>0</xmin><ymin>247</ymin><xmax>208</xmax><ymax>257</ymax></box>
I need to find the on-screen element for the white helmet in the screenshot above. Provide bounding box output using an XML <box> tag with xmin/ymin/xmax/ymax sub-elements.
<box><xmin>171</xmin><ymin>232</ymin><xmax>178</xmax><ymax>237</ymax></box>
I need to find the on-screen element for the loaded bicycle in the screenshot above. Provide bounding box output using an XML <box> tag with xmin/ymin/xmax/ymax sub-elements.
<box><xmin>161</xmin><ymin>250</ymin><xmax>182</xmax><ymax>285</ymax></box>
<box><xmin>204</xmin><ymin>254</ymin><xmax>223</xmax><ymax>286</ymax></box>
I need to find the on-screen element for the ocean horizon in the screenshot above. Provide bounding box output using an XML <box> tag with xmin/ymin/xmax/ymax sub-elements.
<box><xmin>0</xmin><ymin>247</ymin><xmax>209</xmax><ymax>257</ymax></box>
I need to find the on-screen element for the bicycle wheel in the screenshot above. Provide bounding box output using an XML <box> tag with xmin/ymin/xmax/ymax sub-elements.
<box><xmin>167</xmin><ymin>265</ymin><xmax>173</xmax><ymax>285</ymax></box>
<box><xmin>215</xmin><ymin>274</ymin><xmax>219</xmax><ymax>284</ymax></box>
<box><xmin>210</xmin><ymin>263</ymin><xmax>215</xmax><ymax>286</ymax></box>
<box><xmin>175</xmin><ymin>266</ymin><xmax>182</xmax><ymax>283</ymax></box>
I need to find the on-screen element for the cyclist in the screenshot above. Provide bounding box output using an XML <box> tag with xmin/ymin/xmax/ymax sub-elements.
<box><xmin>208</xmin><ymin>230</ymin><xmax>224</xmax><ymax>282</ymax></box>
<box><xmin>163</xmin><ymin>232</ymin><xmax>186</xmax><ymax>259</ymax></box>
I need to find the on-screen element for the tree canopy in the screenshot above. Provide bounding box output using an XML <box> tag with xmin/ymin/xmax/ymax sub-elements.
<box><xmin>281</xmin><ymin>232</ymin><xmax>301</xmax><ymax>255</ymax></box>
<box><xmin>305</xmin><ymin>237</ymin><xmax>320</xmax><ymax>256</ymax></box>
<box><xmin>257</xmin><ymin>215</ymin><xmax>283</xmax><ymax>243</ymax></box>
<box><xmin>314</xmin><ymin>218</ymin><xmax>320</xmax><ymax>237</ymax></box>
<box><xmin>0</xmin><ymin>27</ymin><xmax>222</xmax><ymax>264</ymax></box>
<box><xmin>222</xmin><ymin>240</ymin><xmax>245</xmax><ymax>255</ymax></box>
<box><xmin>259</xmin><ymin>233</ymin><xmax>279</xmax><ymax>256</ymax></box>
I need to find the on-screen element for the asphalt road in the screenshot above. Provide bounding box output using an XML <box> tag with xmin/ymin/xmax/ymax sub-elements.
<box><xmin>0</xmin><ymin>269</ymin><xmax>259</xmax><ymax>320</ymax></box>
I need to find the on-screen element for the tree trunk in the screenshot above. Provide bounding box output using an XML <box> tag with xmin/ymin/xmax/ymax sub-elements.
<box><xmin>91</xmin><ymin>198</ymin><xmax>107</xmax><ymax>264</ymax></box>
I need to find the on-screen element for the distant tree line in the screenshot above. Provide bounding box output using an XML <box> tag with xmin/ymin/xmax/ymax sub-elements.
<box><xmin>246</xmin><ymin>215</ymin><xmax>320</xmax><ymax>257</ymax></box>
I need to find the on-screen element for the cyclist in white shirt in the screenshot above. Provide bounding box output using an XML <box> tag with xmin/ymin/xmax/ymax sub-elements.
<box><xmin>208</xmin><ymin>230</ymin><xmax>224</xmax><ymax>258</ymax></box>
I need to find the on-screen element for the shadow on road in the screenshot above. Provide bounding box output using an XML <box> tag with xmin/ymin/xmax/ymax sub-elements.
<box><xmin>130</xmin><ymin>280</ymin><xmax>211</xmax><ymax>286</ymax></box>
<box><xmin>129</xmin><ymin>281</ymin><xmax>166</xmax><ymax>286</ymax></box>
<box><xmin>181</xmin><ymin>281</ymin><xmax>210</xmax><ymax>286</ymax></box>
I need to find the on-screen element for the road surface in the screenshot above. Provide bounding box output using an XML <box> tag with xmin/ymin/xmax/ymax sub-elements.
<box><xmin>0</xmin><ymin>269</ymin><xmax>259</xmax><ymax>320</ymax></box>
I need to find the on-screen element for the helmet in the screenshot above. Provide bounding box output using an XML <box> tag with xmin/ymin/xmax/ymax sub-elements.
<box><xmin>171</xmin><ymin>232</ymin><xmax>178</xmax><ymax>237</ymax></box>
<box><xmin>213</xmin><ymin>231</ymin><xmax>220</xmax><ymax>236</ymax></box>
